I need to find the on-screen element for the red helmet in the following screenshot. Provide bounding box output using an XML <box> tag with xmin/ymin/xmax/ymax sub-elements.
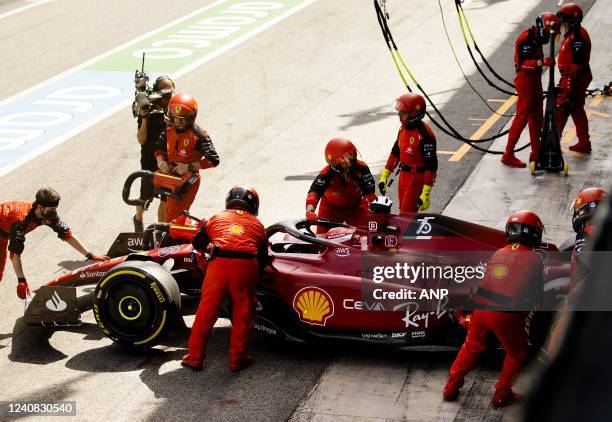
<box><xmin>169</xmin><ymin>93</ymin><xmax>198</xmax><ymax>127</ymax></box>
<box><xmin>325</xmin><ymin>138</ymin><xmax>357</xmax><ymax>171</ymax></box>
<box><xmin>572</xmin><ymin>187</ymin><xmax>608</xmax><ymax>232</ymax></box>
<box><xmin>226</xmin><ymin>186</ymin><xmax>259</xmax><ymax>216</ymax></box>
<box><xmin>557</xmin><ymin>3</ymin><xmax>583</xmax><ymax>27</ymax></box>
<box><xmin>505</xmin><ymin>210</ymin><xmax>544</xmax><ymax>246</ymax></box>
<box><xmin>536</xmin><ymin>12</ymin><xmax>560</xmax><ymax>41</ymax></box>
<box><xmin>395</xmin><ymin>93</ymin><xmax>426</xmax><ymax>126</ymax></box>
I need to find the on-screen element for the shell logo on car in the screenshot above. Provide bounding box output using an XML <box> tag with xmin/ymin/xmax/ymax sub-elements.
<box><xmin>293</xmin><ymin>287</ymin><xmax>334</xmax><ymax>326</ymax></box>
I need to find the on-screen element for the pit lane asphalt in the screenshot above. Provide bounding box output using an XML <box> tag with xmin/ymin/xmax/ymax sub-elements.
<box><xmin>0</xmin><ymin>0</ymin><xmax>596</xmax><ymax>421</ymax></box>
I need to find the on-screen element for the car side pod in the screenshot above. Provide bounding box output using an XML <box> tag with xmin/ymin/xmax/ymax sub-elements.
<box><xmin>23</xmin><ymin>286</ymin><xmax>81</xmax><ymax>326</ymax></box>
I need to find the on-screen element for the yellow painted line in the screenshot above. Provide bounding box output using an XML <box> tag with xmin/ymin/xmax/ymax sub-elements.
<box><xmin>590</xmin><ymin>94</ymin><xmax>605</xmax><ymax>108</ymax></box>
<box><xmin>449</xmin><ymin>95</ymin><xmax>518</xmax><ymax>162</ymax></box>
<box><xmin>561</xmin><ymin>127</ymin><xmax>576</xmax><ymax>145</ymax></box>
<box><xmin>437</xmin><ymin>150</ymin><xmax>456</xmax><ymax>155</ymax></box>
<box><xmin>487</xmin><ymin>99</ymin><xmax>508</xmax><ymax>103</ymax></box>
<box><xmin>589</xmin><ymin>110</ymin><xmax>609</xmax><ymax>118</ymax></box>
<box><xmin>468</xmin><ymin>118</ymin><xmax>487</xmax><ymax>121</ymax></box>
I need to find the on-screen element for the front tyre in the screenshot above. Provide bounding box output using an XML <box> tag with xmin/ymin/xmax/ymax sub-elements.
<box><xmin>94</xmin><ymin>261</ymin><xmax>181</xmax><ymax>348</ymax></box>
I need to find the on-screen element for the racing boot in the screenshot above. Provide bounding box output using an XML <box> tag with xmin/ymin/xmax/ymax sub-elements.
<box><xmin>569</xmin><ymin>142</ymin><xmax>592</xmax><ymax>154</ymax></box>
<box><xmin>181</xmin><ymin>354</ymin><xmax>204</xmax><ymax>371</ymax></box>
<box><xmin>501</xmin><ymin>153</ymin><xmax>526</xmax><ymax>168</ymax></box>
<box><xmin>442</xmin><ymin>376</ymin><xmax>464</xmax><ymax>401</ymax></box>
<box><xmin>133</xmin><ymin>215</ymin><xmax>144</xmax><ymax>233</ymax></box>
<box><xmin>491</xmin><ymin>389</ymin><xmax>523</xmax><ymax>407</ymax></box>
<box><xmin>229</xmin><ymin>354</ymin><xmax>254</xmax><ymax>372</ymax></box>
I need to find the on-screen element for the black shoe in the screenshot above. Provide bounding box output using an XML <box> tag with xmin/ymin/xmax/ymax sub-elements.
<box><xmin>133</xmin><ymin>216</ymin><xmax>144</xmax><ymax>233</ymax></box>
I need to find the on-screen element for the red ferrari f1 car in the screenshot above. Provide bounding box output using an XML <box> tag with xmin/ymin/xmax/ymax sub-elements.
<box><xmin>23</xmin><ymin>204</ymin><xmax>571</xmax><ymax>351</ymax></box>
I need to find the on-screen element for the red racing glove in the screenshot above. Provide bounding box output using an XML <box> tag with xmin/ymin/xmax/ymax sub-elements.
<box><xmin>306</xmin><ymin>211</ymin><xmax>318</xmax><ymax>223</ymax></box>
<box><xmin>17</xmin><ymin>278</ymin><xmax>30</xmax><ymax>299</ymax></box>
<box><xmin>542</xmin><ymin>56</ymin><xmax>553</xmax><ymax>67</ymax></box>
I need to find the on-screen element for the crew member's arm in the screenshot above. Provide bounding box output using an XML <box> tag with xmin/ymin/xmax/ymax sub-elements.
<box><xmin>356</xmin><ymin>162</ymin><xmax>377</xmax><ymax>202</ymax></box>
<box><xmin>566</xmin><ymin>31</ymin><xmax>591</xmax><ymax>92</ymax></box>
<box><xmin>516</xmin><ymin>31</ymin><xmax>543</xmax><ymax>71</ymax></box>
<box><xmin>46</xmin><ymin>218</ymin><xmax>108</xmax><ymax>261</ymax></box>
<box><xmin>418</xmin><ymin>123</ymin><xmax>438</xmax><ymax>211</ymax></box>
<box><xmin>136</xmin><ymin>115</ymin><xmax>148</xmax><ymax>145</ymax></box>
<box><xmin>193</xmin><ymin>125</ymin><xmax>220</xmax><ymax>170</ymax></box>
<box><xmin>8</xmin><ymin>221</ymin><xmax>29</xmax><ymax>298</ymax></box>
<box><xmin>155</xmin><ymin>130</ymin><xmax>170</xmax><ymax>173</ymax></box>
<box><xmin>256</xmin><ymin>222</ymin><xmax>269</xmax><ymax>276</ymax></box>
<box><xmin>379</xmin><ymin>133</ymin><xmax>401</xmax><ymax>195</ymax></box>
<box><xmin>305</xmin><ymin>167</ymin><xmax>331</xmax><ymax>222</ymax></box>
<box><xmin>192</xmin><ymin>221</ymin><xmax>211</xmax><ymax>252</ymax></box>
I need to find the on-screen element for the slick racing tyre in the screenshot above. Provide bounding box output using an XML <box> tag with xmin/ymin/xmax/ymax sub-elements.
<box><xmin>94</xmin><ymin>261</ymin><xmax>181</xmax><ymax>348</ymax></box>
<box><xmin>525</xmin><ymin>308</ymin><xmax>554</xmax><ymax>354</ymax></box>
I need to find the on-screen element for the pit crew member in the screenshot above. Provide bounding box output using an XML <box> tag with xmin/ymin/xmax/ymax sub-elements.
<box><xmin>306</xmin><ymin>138</ymin><xmax>376</xmax><ymax>233</ymax></box>
<box><xmin>0</xmin><ymin>188</ymin><xmax>109</xmax><ymax>299</ymax></box>
<box><xmin>443</xmin><ymin>210</ymin><xmax>545</xmax><ymax>407</ymax></box>
<box><xmin>379</xmin><ymin>93</ymin><xmax>438</xmax><ymax>212</ymax></box>
<box><xmin>502</xmin><ymin>12</ymin><xmax>559</xmax><ymax>168</ymax></box>
<box><xmin>182</xmin><ymin>186</ymin><xmax>266</xmax><ymax>372</ymax></box>
<box><xmin>155</xmin><ymin>93</ymin><xmax>219</xmax><ymax>222</ymax></box>
<box><xmin>556</xmin><ymin>2</ymin><xmax>592</xmax><ymax>154</ymax></box>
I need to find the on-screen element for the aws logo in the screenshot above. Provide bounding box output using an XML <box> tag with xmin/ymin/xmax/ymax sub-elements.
<box><xmin>293</xmin><ymin>287</ymin><xmax>334</xmax><ymax>326</ymax></box>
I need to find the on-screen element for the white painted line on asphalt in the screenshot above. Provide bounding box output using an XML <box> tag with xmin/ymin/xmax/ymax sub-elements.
<box><xmin>0</xmin><ymin>0</ymin><xmax>316</xmax><ymax>178</ymax></box>
<box><xmin>0</xmin><ymin>0</ymin><xmax>54</xmax><ymax>20</ymax></box>
<box><xmin>0</xmin><ymin>0</ymin><xmax>228</xmax><ymax>107</ymax></box>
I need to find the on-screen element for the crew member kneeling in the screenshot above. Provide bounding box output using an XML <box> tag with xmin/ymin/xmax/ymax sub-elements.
<box><xmin>306</xmin><ymin>138</ymin><xmax>376</xmax><ymax>233</ymax></box>
<box><xmin>182</xmin><ymin>186</ymin><xmax>266</xmax><ymax>372</ymax></box>
<box><xmin>443</xmin><ymin>210</ymin><xmax>544</xmax><ymax>407</ymax></box>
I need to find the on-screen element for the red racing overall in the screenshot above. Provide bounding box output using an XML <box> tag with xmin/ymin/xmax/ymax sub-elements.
<box><xmin>155</xmin><ymin>123</ymin><xmax>219</xmax><ymax>221</ymax></box>
<box><xmin>506</xmin><ymin>27</ymin><xmax>545</xmax><ymax>162</ymax></box>
<box><xmin>449</xmin><ymin>243</ymin><xmax>543</xmax><ymax>392</ymax></box>
<box><xmin>384</xmin><ymin>122</ymin><xmax>437</xmax><ymax>212</ymax></box>
<box><xmin>556</xmin><ymin>26</ymin><xmax>592</xmax><ymax>152</ymax></box>
<box><xmin>306</xmin><ymin>160</ymin><xmax>376</xmax><ymax>234</ymax></box>
<box><xmin>0</xmin><ymin>201</ymin><xmax>72</xmax><ymax>281</ymax></box>
<box><xmin>187</xmin><ymin>209</ymin><xmax>266</xmax><ymax>367</ymax></box>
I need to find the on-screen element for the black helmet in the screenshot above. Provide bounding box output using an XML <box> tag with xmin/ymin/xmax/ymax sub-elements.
<box><xmin>226</xmin><ymin>186</ymin><xmax>259</xmax><ymax>216</ymax></box>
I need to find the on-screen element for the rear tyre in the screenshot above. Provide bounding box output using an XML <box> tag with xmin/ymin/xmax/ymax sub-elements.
<box><xmin>94</xmin><ymin>261</ymin><xmax>181</xmax><ymax>348</ymax></box>
<box><xmin>525</xmin><ymin>309</ymin><xmax>554</xmax><ymax>355</ymax></box>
